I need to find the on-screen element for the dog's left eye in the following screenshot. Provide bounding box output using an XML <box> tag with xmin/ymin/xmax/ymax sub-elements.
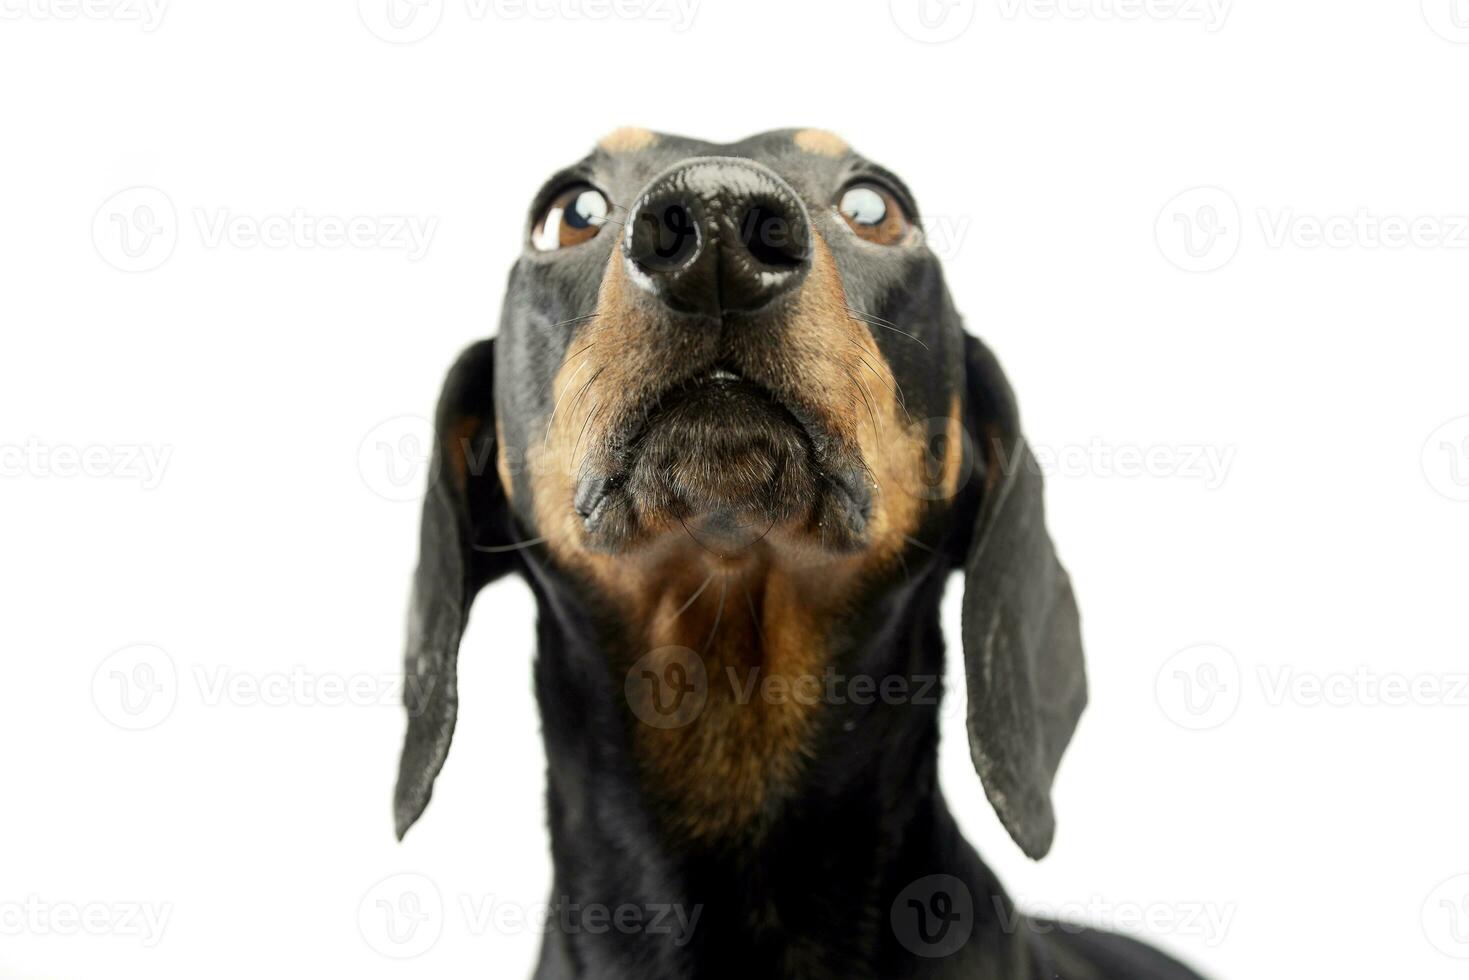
<box><xmin>837</xmin><ymin>182</ymin><xmax>912</xmax><ymax>246</ymax></box>
<box><xmin>532</xmin><ymin>185</ymin><xmax>610</xmax><ymax>251</ymax></box>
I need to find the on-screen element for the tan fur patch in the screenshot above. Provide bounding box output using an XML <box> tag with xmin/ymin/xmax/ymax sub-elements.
<box><xmin>516</xmin><ymin>231</ymin><xmax>935</xmax><ymax>841</ymax></box>
<box><xmin>943</xmin><ymin>394</ymin><xmax>965</xmax><ymax>501</ymax></box>
<box><xmin>446</xmin><ymin>416</ymin><xmax>480</xmax><ymax>495</ymax></box>
<box><xmin>793</xmin><ymin>129</ymin><xmax>850</xmax><ymax>157</ymax></box>
<box><xmin>597</xmin><ymin>126</ymin><xmax>658</xmax><ymax>153</ymax></box>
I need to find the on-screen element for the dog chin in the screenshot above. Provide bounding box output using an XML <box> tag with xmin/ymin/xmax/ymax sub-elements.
<box><xmin>574</xmin><ymin>380</ymin><xmax>872</xmax><ymax>556</ymax></box>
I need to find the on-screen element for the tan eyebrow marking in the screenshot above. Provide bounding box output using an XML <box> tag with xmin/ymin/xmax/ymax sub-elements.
<box><xmin>597</xmin><ymin>127</ymin><xmax>659</xmax><ymax>153</ymax></box>
<box><xmin>793</xmin><ymin>129</ymin><xmax>850</xmax><ymax>157</ymax></box>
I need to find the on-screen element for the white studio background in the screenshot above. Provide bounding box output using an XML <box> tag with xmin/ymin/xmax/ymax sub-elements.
<box><xmin>3</xmin><ymin>2</ymin><xmax>1468</xmax><ymax>978</ymax></box>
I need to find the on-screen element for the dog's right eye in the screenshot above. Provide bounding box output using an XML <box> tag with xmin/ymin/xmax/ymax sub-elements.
<box><xmin>837</xmin><ymin>181</ymin><xmax>912</xmax><ymax>246</ymax></box>
<box><xmin>532</xmin><ymin>185</ymin><xmax>610</xmax><ymax>251</ymax></box>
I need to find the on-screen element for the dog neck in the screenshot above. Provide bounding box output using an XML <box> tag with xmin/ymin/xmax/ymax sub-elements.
<box><xmin>523</xmin><ymin>543</ymin><xmax>1029</xmax><ymax>978</ymax></box>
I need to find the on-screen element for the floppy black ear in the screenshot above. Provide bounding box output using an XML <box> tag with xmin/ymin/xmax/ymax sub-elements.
<box><xmin>959</xmin><ymin>334</ymin><xmax>1087</xmax><ymax>860</ymax></box>
<box><xmin>394</xmin><ymin>339</ymin><xmax>517</xmax><ymax>840</ymax></box>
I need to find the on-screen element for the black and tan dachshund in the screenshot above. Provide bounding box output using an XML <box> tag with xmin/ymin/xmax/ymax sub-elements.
<box><xmin>392</xmin><ymin>127</ymin><xmax>1206</xmax><ymax>980</ymax></box>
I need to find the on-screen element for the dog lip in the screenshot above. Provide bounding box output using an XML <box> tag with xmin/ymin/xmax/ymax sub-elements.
<box><xmin>614</xmin><ymin>365</ymin><xmax>791</xmax><ymax>451</ymax></box>
<box><xmin>632</xmin><ymin>366</ymin><xmax>842</xmax><ymax>467</ymax></box>
<box><xmin>577</xmin><ymin>365</ymin><xmax>862</xmax><ymax>547</ymax></box>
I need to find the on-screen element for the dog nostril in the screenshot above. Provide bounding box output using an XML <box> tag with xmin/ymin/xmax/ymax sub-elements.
<box><xmin>738</xmin><ymin>205</ymin><xmax>806</xmax><ymax>268</ymax></box>
<box><xmin>631</xmin><ymin>202</ymin><xmax>700</xmax><ymax>273</ymax></box>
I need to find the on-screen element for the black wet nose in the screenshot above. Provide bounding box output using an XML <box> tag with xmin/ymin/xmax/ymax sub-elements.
<box><xmin>623</xmin><ymin>158</ymin><xmax>812</xmax><ymax>317</ymax></box>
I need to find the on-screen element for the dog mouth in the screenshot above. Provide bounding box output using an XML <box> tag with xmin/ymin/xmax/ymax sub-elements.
<box><xmin>573</xmin><ymin>366</ymin><xmax>872</xmax><ymax>555</ymax></box>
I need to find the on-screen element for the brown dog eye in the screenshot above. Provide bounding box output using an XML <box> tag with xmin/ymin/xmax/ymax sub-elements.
<box><xmin>532</xmin><ymin>185</ymin><xmax>610</xmax><ymax>251</ymax></box>
<box><xmin>837</xmin><ymin>182</ymin><xmax>911</xmax><ymax>245</ymax></box>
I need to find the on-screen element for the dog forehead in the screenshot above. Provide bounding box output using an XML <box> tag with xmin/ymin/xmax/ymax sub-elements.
<box><xmin>584</xmin><ymin>127</ymin><xmax>864</xmax><ymax>199</ymax></box>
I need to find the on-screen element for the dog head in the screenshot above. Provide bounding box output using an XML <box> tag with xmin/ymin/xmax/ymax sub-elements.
<box><xmin>394</xmin><ymin>128</ymin><xmax>1085</xmax><ymax>860</ymax></box>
